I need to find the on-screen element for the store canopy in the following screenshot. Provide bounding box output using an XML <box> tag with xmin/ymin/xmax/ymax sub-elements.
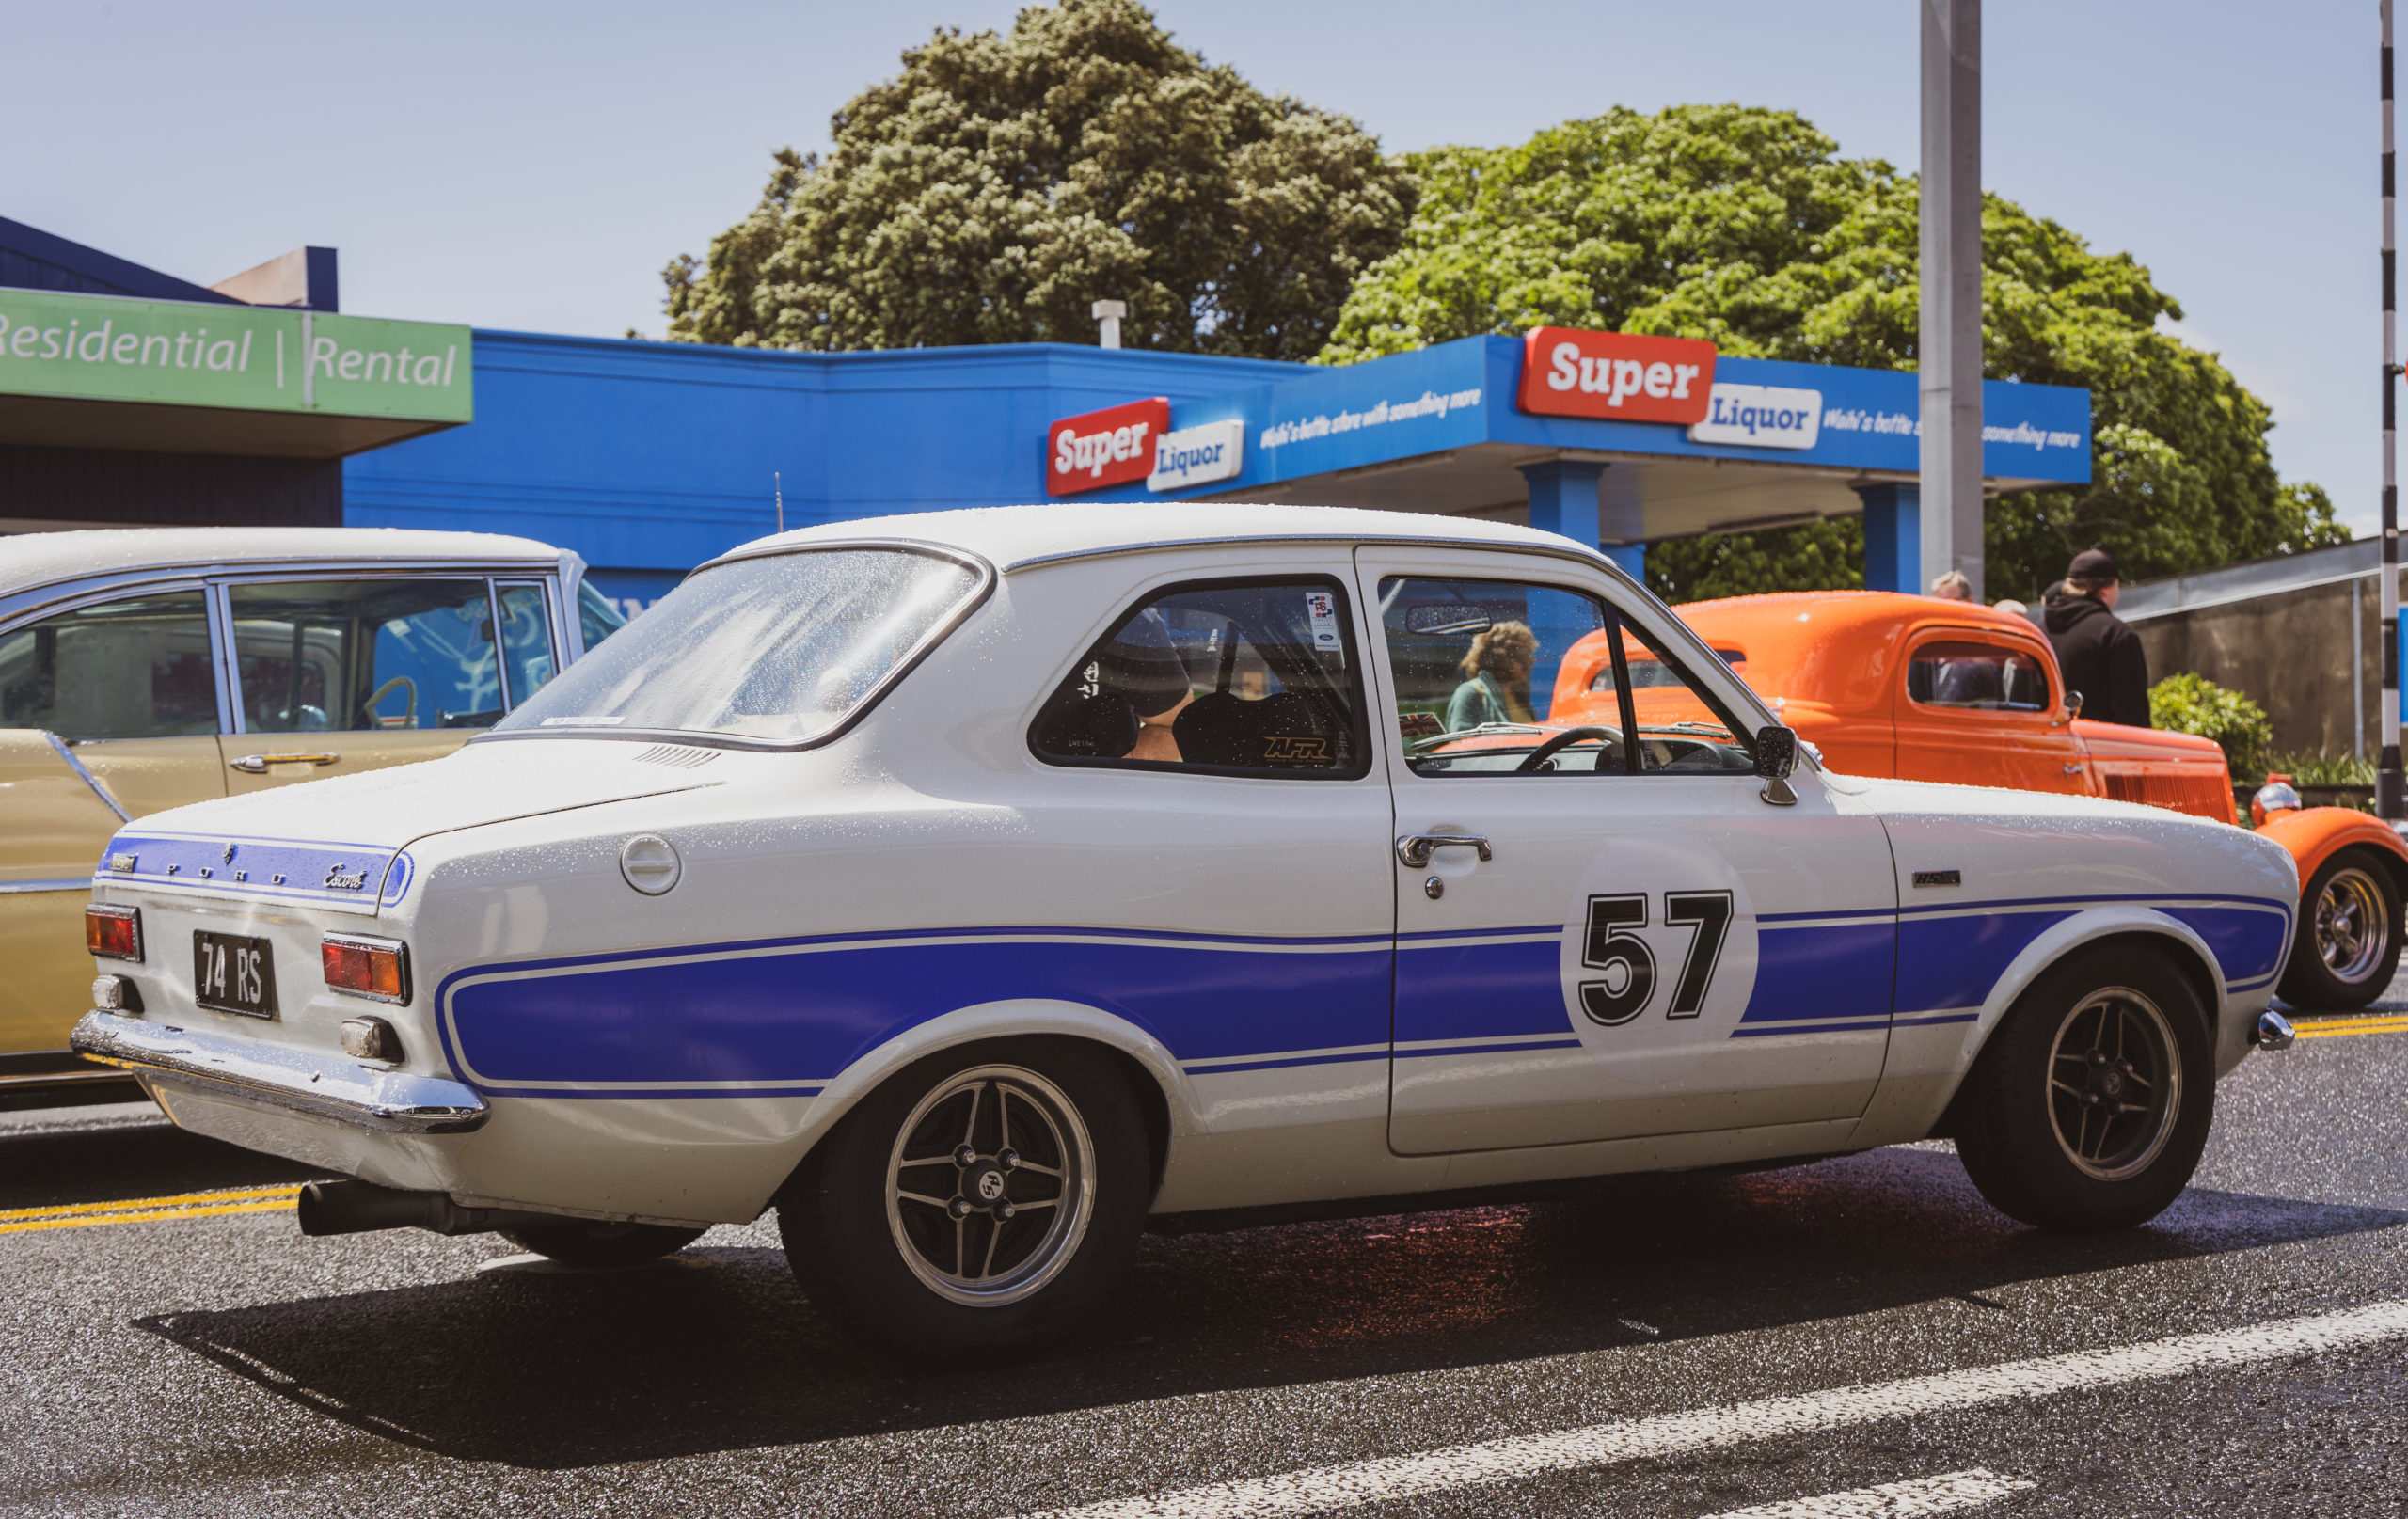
<box><xmin>0</xmin><ymin>287</ymin><xmax>472</xmax><ymax>459</ymax></box>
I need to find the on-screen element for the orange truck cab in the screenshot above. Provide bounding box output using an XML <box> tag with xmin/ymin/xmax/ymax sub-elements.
<box><xmin>1548</xmin><ymin>591</ymin><xmax>2408</xmax><ymax>1011</ymax></box>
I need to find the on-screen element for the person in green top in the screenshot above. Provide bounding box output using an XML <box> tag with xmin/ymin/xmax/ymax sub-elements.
<box><xmin>1445</xmin><ymin>620</ymin><xmax>1538</xmax><ymax>730</ymax></box>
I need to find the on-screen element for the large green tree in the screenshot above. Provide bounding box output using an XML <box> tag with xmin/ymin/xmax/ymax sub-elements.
<box><xmin>1321</xmin><ymin>104</ymin><xmax>2348</xmax><ymax>603</ymax></box>
<box><xmin>664</xmin><ymin>0</ymin><xmax>1414</xmax><ymax>361</ymax></box>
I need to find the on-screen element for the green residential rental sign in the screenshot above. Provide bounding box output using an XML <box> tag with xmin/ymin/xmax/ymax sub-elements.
<box><xmin>0</xmin><ymin>288</ymin><xmax>471</xmax><ymax>423</ymax></box>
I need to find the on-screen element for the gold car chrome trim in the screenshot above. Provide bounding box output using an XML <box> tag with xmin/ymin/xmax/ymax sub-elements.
<box><xmin>40</xmin><ymin>732</ymin><xmax>130</xmax><ymax>823</ymax></box>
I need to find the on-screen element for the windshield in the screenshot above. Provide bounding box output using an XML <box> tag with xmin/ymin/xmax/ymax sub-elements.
<box><xmin>495</xmin><ymin>548</ymin><xmax>982</xmax><ymax>744</ymax></box>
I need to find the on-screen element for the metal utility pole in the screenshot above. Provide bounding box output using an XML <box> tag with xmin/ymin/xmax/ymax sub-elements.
<box><xmin>1921</xmin><ymin>0</ymin><xmax>1984</xmax><ymax>600</ymax></box>
<box><xmin>2384</xmin><ymin>0</ymin><xmax>2404</xmax><ymax>817</ymax></box>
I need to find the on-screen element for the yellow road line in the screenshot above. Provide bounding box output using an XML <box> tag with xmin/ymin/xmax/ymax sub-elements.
<box><xmin>0</xmin><ymin>1196</ymin><xmax>294</xmax><ymax>1236</ymax></box>
<box><xmin>2291</xmin><ymin>1015</ymin><xmax>2408</xmax><ymax>1040</ymax></box>
<box><xmin>0</xmin><ymin>1184</ymin><xmax>301</xmax><ymax>1232</ymax></box>
<box><xmin>0</xmin><ymin>1184</ymin><xmax>301</xmax><ymax>1235</ymax></box>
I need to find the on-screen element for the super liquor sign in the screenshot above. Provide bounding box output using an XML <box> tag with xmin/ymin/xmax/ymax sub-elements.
<box><xmin>1515</xmin><ymin>327</ymin><xmax>1718</xmax><ymax>425</ymax></box>
<box><xmin>0</xmin><ymin>288</ymin><xmax>473</xmax><ymax>423</ymax></box>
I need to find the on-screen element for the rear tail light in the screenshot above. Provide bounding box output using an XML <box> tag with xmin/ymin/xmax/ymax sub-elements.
<box><xmin>323</xmin><ymin>935</ymin><xmax>410</xmax><ymax>1005</ymax></box>
<box><xmin>86</xmin><ymin>905</ymin><xmax>142</xmax><ymax>962</ymax></box>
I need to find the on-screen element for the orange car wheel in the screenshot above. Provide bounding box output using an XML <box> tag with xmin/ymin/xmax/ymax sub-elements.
<box><xmin>2278</xmin><ymin>849</ymin><xmax>2404</xmax><ymax>1012</ymax></box>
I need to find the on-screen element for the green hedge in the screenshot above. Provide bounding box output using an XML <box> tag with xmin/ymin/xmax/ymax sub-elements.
<box><xmin>2148</xmin><ymin>673</ymin><xmax>2272</xmax><ymax>782</ymax></box>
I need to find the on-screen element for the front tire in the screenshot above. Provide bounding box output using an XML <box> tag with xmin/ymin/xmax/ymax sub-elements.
<box><xmin>2278</xmin><ymin>849</ymin><xmax>2403</xmax><ymax>1011</ymax></box>
<box><xmin>1954</xmin><ymin>943</ymin><xmax>2214</xmax><ymax>1232</ymax></box>
<box><xmin>778</xmin><ymin>1038</ymin><xmax>1149</xmax><ymax>1364</ymax></box>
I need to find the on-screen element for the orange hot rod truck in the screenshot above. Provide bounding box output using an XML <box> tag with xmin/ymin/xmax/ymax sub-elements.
<box><xmin>1550</xmin><ymin>592</ymin><xmax>2407</xmax><ymax>1011</ymax></box>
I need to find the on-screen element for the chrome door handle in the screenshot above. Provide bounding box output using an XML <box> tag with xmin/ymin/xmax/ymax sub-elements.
<box><xmin>2062</xmin><ymin>763</ymin><xmax>2083</xmax><ymax>775</ymax></box>
<box><xmin>1396</xmin><ymin>833</ymin><xmax>1493</xmax><ymax>869</ymax></box>
<box><xmin>230</xmin><ymin>752</ymin><xmax>340</xmax><ymax>774</ymax></box>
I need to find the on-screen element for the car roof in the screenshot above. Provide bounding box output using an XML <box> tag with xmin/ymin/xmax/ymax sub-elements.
<box><xmin>0</xmin><ymin>527</ymin><xmax>566</xmax><ymax>597</ymax></box>
<box><xmin>1677</xmin><ymin>589</ymin><xmax>2047</xmax><ymax>641</ymax></box>
<box><xmin>716</xmin><ymin>502</ymin><xmax>1609</xmax><ymax>573</ymax></box>
<box><xmin>1671</xmin><ymin>591</ymin><xmax>2054</xmax><ymax>709</ymax></box>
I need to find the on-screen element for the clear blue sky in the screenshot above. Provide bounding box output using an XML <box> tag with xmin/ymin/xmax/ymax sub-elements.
<box><xmin>4</xmin><ymin>1</ymin><xmax>2383</xmax><ymax>535</ymax></box>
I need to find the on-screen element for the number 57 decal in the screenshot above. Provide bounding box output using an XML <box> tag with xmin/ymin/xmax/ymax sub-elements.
<box><xmin>1579</xmin><ymin>891</ymin><xmax>1735</xmax><ymax>1026</ymax></box>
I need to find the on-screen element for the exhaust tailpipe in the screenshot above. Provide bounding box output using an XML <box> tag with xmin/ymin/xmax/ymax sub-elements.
<box><xmin>297</xmin><ymin>1179</ymin><xmax>562</xmax><ymax>1238</ymax></box>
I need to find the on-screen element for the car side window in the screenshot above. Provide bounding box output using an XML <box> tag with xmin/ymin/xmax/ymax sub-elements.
<box><xmin>1380</xmin><ymin>575</ymin><xmax>1753</xmax><ymax>776</ymax></box>
<box><xmin>1030</xmin><ymin>578</ymin><xmax>1367</xmax><ymax>777</ymax></box>
<box><xmin>1907</xmin><ymin>639</ymin><xmax>2050</xmax><ymax>712</ymax></box>
<box><xmin>230</xmin><ymin>579</ymin><xmax>507</xmax><ymax>733</ymax></box>
<box><xmin>0</xmin><ymin>590</ymin><xmax>217</xmax><ymax>741</ymax></box>
<box><xmin>496</xmin><ymin>583</ymin><xmax>559</xmax><ymax>704</ymax></box>
<box><xmin>577</xmin><ymin>580</ymin><xmax>628</xmax><ymax>649</ymax></box>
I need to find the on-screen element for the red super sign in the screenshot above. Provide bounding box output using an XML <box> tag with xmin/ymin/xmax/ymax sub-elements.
<box><xmin>1047</xmin><ymin>397</ymin><xmax>1171</xmax><ymax>497</ymax></box>
<box><xmin>1516</xmin><ymin>328</ymin><xmax>1718</xmax><ymax>425</ymax></box>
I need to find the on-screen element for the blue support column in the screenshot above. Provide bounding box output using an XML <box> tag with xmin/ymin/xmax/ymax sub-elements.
<box><xmin>1519</xmin><ymin>459</ymin><xmax>1644</xmax><ymax>582</ymax></box>
<box><xmin>1857</xmin><ymin>482</ymin><xmax>1922</xmax><ymax>593</ymax></box>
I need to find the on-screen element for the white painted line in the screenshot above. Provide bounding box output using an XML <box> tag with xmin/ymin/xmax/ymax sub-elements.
<box><xmin>1022</xmin><ymin>1298</ymin><xmax>2408</xmax><ymax>1519</ymax></box>
<box><xmin>1703</xmin><ymin>1467</ymin><xmax>2035</xmax><ymax>1518</ymax></box>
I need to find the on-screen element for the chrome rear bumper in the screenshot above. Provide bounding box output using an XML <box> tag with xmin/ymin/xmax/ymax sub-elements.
<box><xmin>71</xmin><ymin>1011</ymin><xmax>489</xmax><ymax>1134</ymax></box>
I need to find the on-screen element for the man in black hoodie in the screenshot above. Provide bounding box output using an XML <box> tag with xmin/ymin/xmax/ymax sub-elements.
<box><xmin>2042</xmin><ymin>546</ymin><xmax>2151</xmax><ymax>727</ymax></box>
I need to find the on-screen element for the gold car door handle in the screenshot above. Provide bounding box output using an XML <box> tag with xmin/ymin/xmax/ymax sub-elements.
<box><xmin>230</xmin><ymin>753</ymin><xmax>340</xmax><ymax>774</ymax></box>
<box><xmin>1397</xmin><ymin>833</ymin><xmax>1494</xmax><ymax>869</ymax></box>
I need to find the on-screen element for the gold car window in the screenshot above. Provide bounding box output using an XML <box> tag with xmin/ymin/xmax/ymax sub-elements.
<box><xmin>0</xmin><ymin>591</ymin><xmax>216</xmax><ymax>741</ymax></box>
<box><xmin>496</xmin><ymin>583</ymin><xmax>558</xmax><ymax>707</ymax></box>
<box><xmin>230</xmin><ymin>579</ymin><xmax>507</xmax><ymax>733</ymax></box>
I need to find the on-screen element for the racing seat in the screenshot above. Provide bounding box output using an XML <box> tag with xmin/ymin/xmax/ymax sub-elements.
<box><xmin>1173</xmin><ymin>690</ymin><xmax>1339</xmax><ymax>768</ymax></box>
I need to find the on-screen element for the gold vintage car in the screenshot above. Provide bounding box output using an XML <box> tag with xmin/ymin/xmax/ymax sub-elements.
<box><xmin>1</xmin><ymin>528</ymin><xmax>624</xmax><ymax>1102</ymax></box>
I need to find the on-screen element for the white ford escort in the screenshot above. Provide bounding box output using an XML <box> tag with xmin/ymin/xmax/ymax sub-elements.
<box><xmin>75</xmin><ymin>505</ymin><xmax>2300</xmax><ymax>1359</ymax></box>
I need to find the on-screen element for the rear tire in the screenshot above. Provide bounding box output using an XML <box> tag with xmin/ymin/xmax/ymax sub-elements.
<box><xmin>499</xmin><ymin>1221</ymin><xmax>705</xmax><ymax>1268</ymax></box>
<box><xmin>2278</xmin><ymin>849</ymin><xmax>2402</xmax><ymax>1011</ymax></box>
<box><xmin>1954</xmin><ymin>942</ymin><xmax>2214</xmax><ymax>1232</ymax></box>
<box><xmin>778</xmin><ymin>1037</ymin><xmax>1149</xmax><ymax>1365</ymax></box>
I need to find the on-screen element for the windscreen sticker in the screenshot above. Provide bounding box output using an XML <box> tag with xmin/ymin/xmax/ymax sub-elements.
<box><xmin>1305</xmin><ymin>590</ymin><xmax>1342</xmax><ymax>651</ymax></box>
<box><xmin>1559</xmin><ymin>829</ymin><xmax>1759</xmax><ymax>1084</ymax></box>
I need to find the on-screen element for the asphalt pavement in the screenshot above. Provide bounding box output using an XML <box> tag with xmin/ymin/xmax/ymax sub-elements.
<box><xmin>5</xmin><ymin>993</ymin><xmax>2405</xmax><ymax>1518</ymax></box>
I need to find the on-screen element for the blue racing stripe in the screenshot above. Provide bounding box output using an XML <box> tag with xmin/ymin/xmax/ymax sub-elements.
<box><xmin>1897</xmin><ymin>910</ymin><xmax>2074</xmax><ymax>1014</ymax></box>
<box><xmin>441</xmin><ymin>930</ymin><xmax>1393</xmax><ymax>1097</ymax></box>
<box><xmin>1394</xmin><ymin>1038</ymin><xmax>1584</xmax><ymax>1060</ymax></box>
<box><xmin>1737</xmin><ymin>922</ymin><xmax>1895</xmax><ymax>1025</ymax></box>
<box><xmin>1393</xmin><ymin>936</ymin><xmax>1565</xmax><ymax>1046</ymax></box>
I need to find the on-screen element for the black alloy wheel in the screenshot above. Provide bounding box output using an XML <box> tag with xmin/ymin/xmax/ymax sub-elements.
<box><xmin>1954</xmin><ymin>941</ymin><xmax>2215</xmax><ymax>1232</ymax></box>
<box><xmin>778</xmin><ymin>1037</ymin><xmax>1149</xmax><ymax>1363</ymax></box>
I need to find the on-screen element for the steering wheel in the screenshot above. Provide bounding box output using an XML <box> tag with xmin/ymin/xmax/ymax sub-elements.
<box><xmin>361</xmin><ymin>674</ymin><xmax>419</xmax><ymax>730</ymax></box>
<box><xmin>1514</xmin><ymin>725</ymin><xmax>1617</xmax><ymax>774</ymax></box>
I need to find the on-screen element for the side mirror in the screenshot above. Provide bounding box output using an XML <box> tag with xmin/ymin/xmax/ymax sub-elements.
<box><xmin>2061</xmin><ymin>689</ymin><xmax>2084</xmax><ymax>721</ymax></box>
<box><xmin>1754</xmin><ymin>724</ymin><xmax>1799</xmax><ymax>806</ymax></box>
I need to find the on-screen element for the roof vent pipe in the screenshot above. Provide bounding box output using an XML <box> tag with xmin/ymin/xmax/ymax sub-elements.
<box><xmin>1091</xmin><ymin>299</ymin><xmax>1126</xmax><ymax>350</ymax></box>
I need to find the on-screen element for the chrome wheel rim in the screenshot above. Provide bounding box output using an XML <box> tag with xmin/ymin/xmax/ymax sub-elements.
<box><xmin>885</xmin><ymin>1064</ymin><xmax>1095</xmax><ymax>1307</ymax></box>
<box><xmin>2314</xmin><ymin>867</ymin><xmax>2390</xmax><ymax>985</ymax></box>
<box><xmin>2047</xmin><ymin>988</ymin><xmax>2182</xmax><ymax>1182</ymax></box>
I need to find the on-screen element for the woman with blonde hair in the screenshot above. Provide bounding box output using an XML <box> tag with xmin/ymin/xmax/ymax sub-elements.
<box><xmin>1446</xmin><ymin>620</ymin><xmax>1538</xmax><ymax>730</ymax></box>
